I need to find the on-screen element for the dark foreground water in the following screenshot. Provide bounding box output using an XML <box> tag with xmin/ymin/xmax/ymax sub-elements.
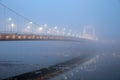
<box><xmin>0</xmin><ymin>41</ymin><xmax>120</xmax><ymax>80</ymax></box>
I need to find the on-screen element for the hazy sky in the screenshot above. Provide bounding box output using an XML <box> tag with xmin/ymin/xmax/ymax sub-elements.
<box><xmin>1</xmin><ymin>0</ymin><xmax>120</xmax><ymax>40</ymax></box>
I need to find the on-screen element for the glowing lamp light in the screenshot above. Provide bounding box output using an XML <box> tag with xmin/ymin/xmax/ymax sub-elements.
<box><xmin>43</xmin><ymin>24</ymin><xmax>47</xmax><ymax>27</ymax></box>
<box><xmin>18</xmin><ymin>36</ymin><xmax>21</xmax><ymax>39</ymax></box>
<box><xmin>10</xmin><ymin>23</ymin><xmax>15</xmax><ymax>28</ymax></box>
<box><xmin>54</xmin><ymin>26</ymin><xmax>58</xmax><ymax>29</ymax></box>
<box><xmin>12</xmin><ymin>35</ymin><xmax>16</xmax><ymax>39</ymax></box>
<box><xmin>5</xmin><ymin>35</ymin><xmax>9</xmax><ymax>39</ymax></box>
<box><xmin>28</xmin><ymin>36</ymin><xmax>31</xmax><ymax>39</ymax></box>
<box><xmin>32</xmin><ymin>36</ymin><xmax>35</xmax><ymax>39</ymax></box>
<box><xmin>38</xmin><ymin>27</ymin><xmax>43</xmax><ymax>31</ymax></box>
<box><xmin>27</xmin><ymin>26</ymin><xmax>31</xmax><ymax>29</ymax></box>
<box><xmin>8</xmin><ymin>17</ymin><xmax>12</xmax><ymax>21</ymax></box>
<box><xmin>56</xmin><ymin>30</ymin><xmax>59</xmax><ymax>33</ymax></box>
<box><xmin>29</xmin><ymin>22</ymin><xmax>33</xmax><ymax>24</ymax></box>
<box><xmin>36</xmin><ymin>36</ymin><xmax>39</xmax><ymax>39</ymax></box>
<box><xmin>23</xmin><ymin>35</ymin><xmax>26</xmax><ymax>39</ymax></box>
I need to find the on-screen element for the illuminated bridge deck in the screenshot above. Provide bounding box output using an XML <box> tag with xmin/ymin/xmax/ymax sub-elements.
<box><xmin>0</xmin><ymin>33</ymin><xmax>84</xmax><ymax>41</ymax></box>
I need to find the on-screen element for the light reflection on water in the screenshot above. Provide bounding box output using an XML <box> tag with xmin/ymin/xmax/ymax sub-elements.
<box><xmin>49</xmin><ymin>43</ymin><xmax>120</xmax><ymax>80</ymax></box>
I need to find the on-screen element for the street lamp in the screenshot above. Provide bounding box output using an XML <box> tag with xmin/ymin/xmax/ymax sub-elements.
<box><xmin>38</xmin><ymin>27</ymin><xmax>43</xmax><ymax>34</ymax></box>
<box><xmin>8</xmin><ymin>17</ymin><xmax>12</xmax><ymax>21</ymax></box>
<box><xmin>38</xmin><ymin>27</ymin><xmax>43</xmax><ymax>31</ymax></box>
<box><xmin>10</xmin><ymin>23</ymin><xmax>15</xmax><ymax>33</ymax></box>
<box><xmin>29</xmin><ymin>22</ymin><xmax>33</xmax><ymax>25</ymax></box>
<box><xmin>26</xmin><ymin>26</ymin><xmax>31</xmax><ymax>33</ymax></box>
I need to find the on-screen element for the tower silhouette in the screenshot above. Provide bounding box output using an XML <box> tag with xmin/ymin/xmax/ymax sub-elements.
<box><xmin>82</xmin><ymin>26</ymin><xmax>98</xmax><ymax>40</ymax></box>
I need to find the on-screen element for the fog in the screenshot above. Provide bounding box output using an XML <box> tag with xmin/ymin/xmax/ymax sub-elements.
<box><xmin>1</xmin><ymin>0</ymin><xmax>120</xmax><ymax>40</ymax></box>
<box><xmin>0</xmin><ymin>0</ymin><xmax>120</xmax><ymax>80</ymax></box>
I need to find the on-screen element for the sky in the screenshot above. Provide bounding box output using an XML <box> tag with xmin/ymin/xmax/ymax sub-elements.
<box><xmin>0</xmin><ymin>0</ymin><xmax>120</xmax><ymax>40</ymax></box>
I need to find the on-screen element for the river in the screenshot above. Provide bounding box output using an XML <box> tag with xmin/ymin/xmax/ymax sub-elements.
<box><xmin>0</xmin><ymin>41</ymin><xmax>120</xmax><ymax>80</ymax></box>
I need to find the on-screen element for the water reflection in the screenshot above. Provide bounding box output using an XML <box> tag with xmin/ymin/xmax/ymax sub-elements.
<box><xmin>49</xmin><ymin>43</ymin><xmax>120</xmax><ymax>80</ymax></box>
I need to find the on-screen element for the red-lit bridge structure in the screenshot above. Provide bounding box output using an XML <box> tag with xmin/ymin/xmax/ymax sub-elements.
<box><xmin>0</xmin><ymin>33</ymin><xmax>83</xmax><ymax>41</ymax></box>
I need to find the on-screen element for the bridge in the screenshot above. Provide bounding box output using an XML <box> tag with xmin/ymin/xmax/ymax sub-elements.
<box><xmin>0</xmin><ymin>33</ymin><xmax>82</xmax><ymax>41</ymax></box>
<box><xmin>0</xmin><ymin>3</ymin><xmax>98</xmax><ymax>41</ymax></box>
<box><xmin>0</xmin><ymin>3</ymin><xmax>99</xmax><ymax>80</ymax></box>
